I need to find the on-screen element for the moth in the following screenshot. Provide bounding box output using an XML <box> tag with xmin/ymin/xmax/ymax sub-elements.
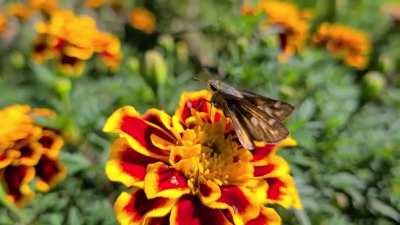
<box><xmin>208</xmin><ymin>79</ymin><xmax>294</xmax><ymax>150</ymax></box>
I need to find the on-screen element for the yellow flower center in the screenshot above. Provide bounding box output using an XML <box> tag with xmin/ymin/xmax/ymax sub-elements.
<box><xmin>170</xmin><ymin>112</ymin><xmax>253</xmax><ymax>193</ymax></box>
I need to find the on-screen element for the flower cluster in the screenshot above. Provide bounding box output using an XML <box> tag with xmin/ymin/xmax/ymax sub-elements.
<box><xmin>246</xmin><ymin>0</ymin><xmax>311</xmax><ymax>61</ymax></box>
<box><xmin>313</xmin><ymin>23</ymin><xmax>371</xmax><ymax>69</ymax></box>
<box><xmin>0</xmin><ymin>105</ymin><xmax>66</xmax><ymax>207</ymax></box>
<box><xmin>129</xmin><ymin>7</ymin><xmax>156</xmax><ymax>34</ymax></box>
<box><xmin>6</xmin><ymin>0</ymin><xmax>58</xmax><ymax>21</ymax></box>
<box><xmin>33</xmin><ymin>10</ymin><xmax>122</xmax><ymax>75</ymax></box>
<box><xmin>104</xmin><ymin>90</ymin><xmax>301</xmax><ymax>225</ymax></box>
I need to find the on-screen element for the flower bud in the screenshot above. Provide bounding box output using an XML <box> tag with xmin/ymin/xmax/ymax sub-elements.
<box><xmin>144</xmin><ymin>50</ymin><xmax>168</xmax><ymax>86</ymax></box>
<box><xmin>176</xmin><ymin>41</ymin><xmax>189</xmax><ymax>64</ymax></box>
<box><xmin>158</xmin><ymin>34</ymin><xmax>175</xmax><ymax>52</ymax></box>
<box><xmin>10</xmin><ymin>51</ymin><xmax>25</xmax><ymax>69</ymax></box>
<box><xmin>127</xmin><ymin>56</ymin><xmax>140</xmax><ymax>74</ymax></box>
<box><xmin>362</xmin><ymin>71</ymin><xmax>386</xmax><ymax>99</ymax></box>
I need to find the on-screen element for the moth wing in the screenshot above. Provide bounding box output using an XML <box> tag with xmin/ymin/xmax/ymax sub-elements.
<box><xmin>218</xmin><ymin>100</ymin><xmax>256</xmax><ymax>150</ymax></box>
<box><xmin>242</xmin><ymin>90</ymin><xmax>294</xmax><ymax>121</ymax></box>
<box><xmin>238</xmin><ymin>100</ymin><xmax>290</xmax><ymax>143</ymax></box>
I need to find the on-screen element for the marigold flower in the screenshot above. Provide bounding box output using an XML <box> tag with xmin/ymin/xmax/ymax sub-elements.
<box><xmin>104</xmin><ymin>90</ymin><xmax>301</xmax><ymax>225</ymax></box>
<box><xmin>33</xmin><ymin>10</ymin><xmax>122</xmax><ymax>75</ymax></box>
<box><xmin>7</xmin><ymin>3</ymin><xmax>35</xmax><ymax>21</ymax></box>
<box><xmin>252</xmin><ymin>0</ymin><xmax>310</xmax><ymax>61</ymax></box>
<box><xmin>313</xmin><ymin>23</ymin><xmax>371</xmax><ymax>69</ymax></box>
<box><xmin>85</xmin><ymin>0</ymin><xmax>106</xmax><ymax>8</ymax></box>
<box><xmin>28</xmin><ymin>0</ymin><xmax>58</xmax><ymax>15</ymax></box>
<box><xmin>0</xmin><ymin>105</ymin><xmax>66</xmax><ymax>207</ymax></box>
<box><xmin>129</xmin><ymin>7</ymin><xmax>156</xmax><ymax>34</ymax></box>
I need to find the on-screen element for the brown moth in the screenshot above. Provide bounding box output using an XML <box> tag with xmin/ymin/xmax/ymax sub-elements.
<box><xmin>208</xmin><ymin>79</ymin><xmax>294</xmax><ymax>150</ymax></box>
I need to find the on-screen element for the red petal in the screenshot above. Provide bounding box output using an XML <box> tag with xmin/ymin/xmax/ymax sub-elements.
<box><xmin>245</xmin><ymin>207</ymin><xmax>281</xmax><ymax>225</ymax></box>
<box><xmin>145</xmin><ymin>162</ymin><xmax>190</xmax><ymax>199</ymax></box>
<box><xmin>121</xmin><ymin>115</ymin><xmax>173</xmax><ymax>156</ymax></box>
<box><xmin>174</xmin><ymin>90</ymin><xmax>212</xmax><ymax>127</ymax></box>
<box><xmin>103</xmin><ymin>106</ymin><xmax>174</xmax><ymax>159</ymax></box>
<box><xmin>171</xmin><ymin>196</ymin><xmax>232</xmax><ymax>225</ymax></box>
<box><xmin>106</xmin><ymin>139</ymin><xmax>157</xmax><ymax>187</ymax></box>
<box><xmin>35</xmin><ymin>155</ymin><xmax>66</xmax><ymax>192</ymax></box>
<box><xmin>1</xmin><ymin>165</ymin><xmax>34</xmax><ymax>205</ymax></box>
<box><xmin>218</xmin><ymin>185</ymin><xmax>250</xmax><ymax>214</ymax></box>
<box><xmin>115</xmin><ymin>190</ymin><xmax>175</xmax><ymax>225</ymax></box>
<box><xmin>266</xmin><ymin>178</ymin><xmax>285</xmax><ymax>201</ymax></box>
<box><xmin>252</xmin><ymin>144</ymin><xmax>276</xmax><ymax>162</ymax></box>
<box><xmin>254</xmin><ymin>165</ymin><xmax>276</xmax><ymax>177</ymax></box>
<box><xmin>147</xmin><ymin>216</ymin><xmax>170</xmax><ymax>225</ymax></box>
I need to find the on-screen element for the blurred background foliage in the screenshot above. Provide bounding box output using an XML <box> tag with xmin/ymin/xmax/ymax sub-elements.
<box><xmin>1</xmin><ymin>0</ymin><xmax>400</xmax><ymax>224</ymax></box>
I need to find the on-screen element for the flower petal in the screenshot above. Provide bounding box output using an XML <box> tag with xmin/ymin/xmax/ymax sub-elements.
<box><xmin>35</xmin><ymin>155</ymin><xmax>67</xmax><ymax>192</ymax></box>
<box><xmin>38</xmin><ymin>130</ymin><xmax>64</xmax><ymax>158</ymax></box>
<box><xmin>173</xmin><ymin>90</ymin><xmax>212</xmax><ymax>127</ymax></box>
<box><xmin>103</xmin><ymin>106</ymin><xmax>174</xmax><ymax>159</ymax></box>
<box><xmin>114</xmin><ymin>190</ymin><xmax>176</xmax><ymax>225</ymax></box>
<box><xmin>209</xmin><ymin>185</ymin><xmax>260</xmax><ymax>224</ymax></box>
<box><xmin>1</xmin><ymin>165</ymin><xmax>35</xmax><ymax>207</ymax></box>
<box><xmin>0</xmin><ymin>150</ymin><xmax>20</xmax><ymax>169</ymax></box>
<box><xmin>253</xmin><ymin>155</ymin><xmax>289</xmax><ymax>178</ymax></box>
<box><xmin>170</xmin><ymin>195</ymin><xmax>233</xmax><ymax>225</ymax></box>
<box><xmin>106</xmin><ymin>138</ymin><xmax>157</xmax><ymax>188</ymax></box>
<box><xmin>11</xmin><ymin>142</ymin><xmax>44</xmax><ymax>166</ymax></box>
<box><xmin>265</xmin><ymin>175</ymin><xmax>302</xmax><ymax>209</ymax></box>
<box><xmin>145</xmin><ymin>216</ymin><xmax>170</xmax><ymax>225</ymax></box>
<box><xmin>199</xmin><ymin>180</ymin><xmax>221</xmax><ymax>205</ymax></box>
<box><xmin>251</xmin><ymin>144</ymin><xmax>276</xmax><ymax>163</ymax></box>
<box><xmin>144</xmin><ymin>162</ymin><xmax>190</xmax><ymax>199</ymax></box>
<box><xmin>245</xmin><ymin>207</ymin><xmax>281</xmax><ymax>225</ymax></box>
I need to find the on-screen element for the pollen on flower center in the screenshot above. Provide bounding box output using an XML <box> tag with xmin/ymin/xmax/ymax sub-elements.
<box><xmin>171</xmin><ymin>113</ymin><xmax>254</xmax><ymax>192</ymax></box>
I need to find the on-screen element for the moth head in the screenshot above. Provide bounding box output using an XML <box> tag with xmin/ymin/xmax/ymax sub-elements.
<box><xmin>208</xmin><ymin>79</ymin><xmax>221</xmax><ymax>92</ymax></box>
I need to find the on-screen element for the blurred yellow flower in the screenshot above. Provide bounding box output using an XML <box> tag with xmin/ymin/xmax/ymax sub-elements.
<box><xmin>313</xmin><ymin>23</ymin><xmax>371</xmax><ymax>69</ymax></box>
<box><xmin>33</xmin><ymin>10</ymin><xmax>122</xmax><ymax>75</ymax></box>
<box><xmin>0</xmin><ymin>105</ymin><xmax>66</xmax><ymax>207</ymax></box>
<box><xmin>129</xmin><ymin>7</ymin><xmax>156</xmax><ymax>34</ymax></box>
<box><xmin>28</xmin><ymin>0</ymin><xmax>59</xmax><ymax>14</ymax></box>
<box><xmin>104</xmin><ymin>90</ymin><xmax>301</xmax><ymax>225</ymax></box>
<box><xmin>7</xmin><ymin>3</ymin><xmax>35</xmax><ymax>21</ymax></box>
<box><xmin>253</xmin><ymin>0</ymin><xmax>311</xmax><ymax>61</ymax></box>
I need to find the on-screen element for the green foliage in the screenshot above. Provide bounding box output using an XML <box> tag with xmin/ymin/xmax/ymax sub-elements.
<box><xmin>1</xmin><ymin>0</ymin><xmax>400</xmax><ymax>224</ymax></box>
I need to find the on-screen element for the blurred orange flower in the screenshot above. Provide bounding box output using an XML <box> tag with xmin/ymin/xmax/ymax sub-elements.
<box><xmin>7</xmin><ymin>3</ymin><xmax>35</xmax><ymax>21</ymax></box>
<box><xmin>104</xmin><ymin>90</ymin><xmax>301</xmax><ymax>225</ymax></box>
<box><xmin>33</xmin><ymin>10</ymin><xmax>122</xmax><ymax>75</ymax></box>
<box><xmin>0</xmin><ymin>14</ymin><xmax>7</xmax><ymax>34</ymax></box>
<box><xmin>313</xmin><ymin>23</ymin><xmax>371</xmax><ymax>69</ymax></box>
<box><xmin>28</xmin><ymin>0</ymin><xmax>59</xmax><ymax>14</ymax></box>
<box><xmin>251</xmin><ymin>0</ymin><xmax>311</xmax><ymax>61</ymax></box>
<box><xmin>0</xmin><ymin>105</ymin><xmax>66</xmax><ymax>207</ymax></box>
<box><xmin>85</xmin><ymin>0</ymin><xmax>106</xmax><ymax>8</ymax></box>
<box><xmin>129</xmin><ymin>7</ymin><xmax>156</xmax><ymax>34</ymax></box>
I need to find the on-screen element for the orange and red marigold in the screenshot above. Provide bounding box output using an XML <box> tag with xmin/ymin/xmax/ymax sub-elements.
<box><xmin>32</xmin><ymin>10</ymin><xmax>122</xmax><ymax>76</ymax></box>
<box><xmin>0</xmin><ymin>105</ymin><xmax>66</xmax><ymax>207</ymax></box>
<box><xmin>243</xmin><ymin>0</ymin><xmax>311</xmax><ymax>62</ymax></box>
<box><xmin>104</xmin><ymin>90</ymin><xmax>301</xmax><ymax>225</ymax></box>
<box><xmin>313</xmin><ymin>23</ymin><xmax>371</xmax><ymax>69</ymax></box>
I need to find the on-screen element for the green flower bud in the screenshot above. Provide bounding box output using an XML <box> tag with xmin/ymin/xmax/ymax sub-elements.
<box><xmin>176</xmin><ymin>41</ymin><xmax>189</xmax><ymax>64</ymax></box>
<box><xmin>10</xmin><ymin>51</ymin><xmax>25</xmax><ymax>69</ymax></box>
<box><xmin>144</xmin><ymin>50</ymin><xmax>168</xmax><ymax>86</ymax></box>
<box><xmin>159</xmin><ymin>34</ymin><xmax>175</xmax><ymax>52</ymax></box>
<box><xmin>362</xmin><ymin>71</ymin><xmax>386</xmax><ymax>99</ymax></box>
<box><xmin>55</xmin><ymin>78</ymin><xmax>72</xmax><ymax>96</ymax></box>
<box><xmin>127</xmin><ymin>56</ymin><xmax>140</xmax><ymax>74</ymax></box>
